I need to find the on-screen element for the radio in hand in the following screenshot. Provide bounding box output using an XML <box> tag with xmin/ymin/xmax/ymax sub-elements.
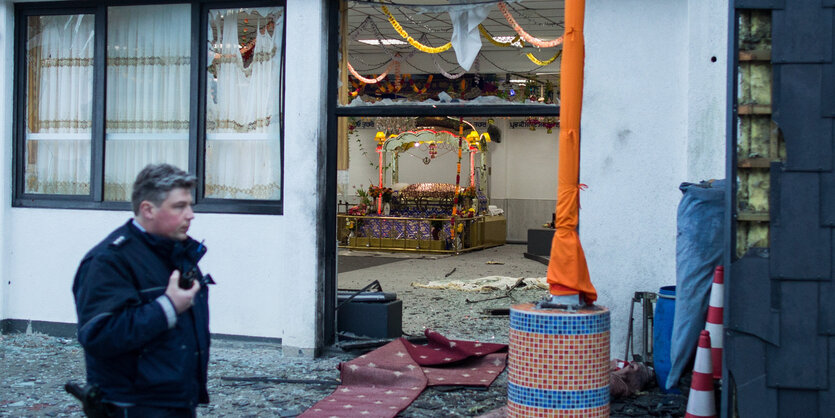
<box><xmin>177</xmin><ymin>240</ymin><xmax>212</xmax><ymax>289</ymax></box>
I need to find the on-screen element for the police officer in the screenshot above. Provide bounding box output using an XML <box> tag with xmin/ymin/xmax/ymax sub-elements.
<box><xmin>73</xmin><ymin>164</ymin><xmax>211</xmax><ymax>417</ymax></box>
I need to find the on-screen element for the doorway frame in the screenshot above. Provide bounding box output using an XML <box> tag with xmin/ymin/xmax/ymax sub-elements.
<box><xmin>323</xmin><ymin>0</ymin><xmax>561</xmax><ymax>346</ymax></box>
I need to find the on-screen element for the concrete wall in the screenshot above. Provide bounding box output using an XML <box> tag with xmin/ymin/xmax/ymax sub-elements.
<box><xmin>582</xmin><ymin>0</ymin><xmax>727</xmax><ymax>357</ymax></box>
<box><xmin>489</xmin><ymin>119</ymin><xmax>559</xmax><ymax>241</ymax></box>
<box><xmin>0</xmin><ymin>0</ymin><xmax>329</xmax><ymax>354</ymax></box>
<box><xmin>343</xmin><ymin>118</ymin><xmax>559</xmax><ymax>241</ymax></box>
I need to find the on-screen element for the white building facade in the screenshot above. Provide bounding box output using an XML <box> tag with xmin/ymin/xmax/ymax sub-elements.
<box><xmin>0</xmin><ymin>0</ymin><xmax>728</xmax><ymax>357</ymax></box>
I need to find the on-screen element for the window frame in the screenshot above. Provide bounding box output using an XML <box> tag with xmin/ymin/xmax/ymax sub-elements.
<box><xmin>12</xmin><ymin>0</ymin><xmax>286</xmax><ymax>215</ymax></box>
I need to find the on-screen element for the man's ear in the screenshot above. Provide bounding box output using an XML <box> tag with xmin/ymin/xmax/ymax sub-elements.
<box><xmin>139</xmin><ymin>200</ymin><xmax>156</xmax><ymax>220</ymax></box>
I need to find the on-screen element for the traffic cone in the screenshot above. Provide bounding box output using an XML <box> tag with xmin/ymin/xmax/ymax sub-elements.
<box><xmin>685</xmin><ymin>330</ymin><xmax>716</xmax><ymax>418</ymax></box>
<box><xmin>705</xmin><ymin>266</ymin><xmax>724</xmax><ymax>379</ymax></box>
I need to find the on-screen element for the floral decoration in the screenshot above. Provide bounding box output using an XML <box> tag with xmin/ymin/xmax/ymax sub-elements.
<box><xmin>347</xmin><ymin>204</ymin><xmax>367</xmax><ymax>216</ymax></box>
<box><xmin>368</xmin><ymin>185</ymin><xmax>394</xmax><ymax>203</ymax></box>
<box><xmin>354</xmin><ymin>185</ymin><xmax>373</xmax><ymax>207</ymax></box>
<box><xmin>542</xmin><ymin>117</ymin><xmax>558</xmax><ymax>133</ymax></box>
<box><xmin>525</xmin><ymin>117</ymin><xmax>542</xmax><ymax>130</ymax></box>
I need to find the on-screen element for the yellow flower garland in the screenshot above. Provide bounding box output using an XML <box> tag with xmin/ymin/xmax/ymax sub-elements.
<box><xmin>381</xmin><ymin>5</ymin><xmax>452</xmax><ymax>53</ymax></box>
<box><xmin>478</xmin><ymin>24</ymin><xmax>522</xmax><ymax>48</ymax></box>
<box><xmin>527</xmin><ymin>49</ymin><xmax>562</xmax><ymax>66</ymax></box>
<box><xmin>478</xmin><ymin>23</ymin><xmax>560</xmax><ymax>66</ymax></box>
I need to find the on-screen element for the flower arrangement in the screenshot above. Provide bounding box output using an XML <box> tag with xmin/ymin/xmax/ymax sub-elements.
<box><xmin>345</xmin><ymin>217</ymin><xmax>364</xmax><ymax>239</ymax></box>
<box><xmin>461</xmin><ymin>185</ymin><xmax>477</xmax><ymax>199</ymax></box>
<box><xmin>525</xmin><ymin>117</ymin><xmax>542</xmax><ymax>130</ymax></box>
<box><xmin>368</xmin><ymin>185</ymin><xmax>394</xmax><ymax>203</ymax></box>
<box><xmin>355</xmin><ymin>185</ymin><xmax>373</xmax><ymax>207</ymax></box>
<box><xmin>347</xmin><ymin>204</ymin><xmax>367</xmax><ymax>216</ymax></box>
<box><xmin>542</xmin><ymin>117</ymin><xmax>558</xmax><ymax>134</ymax></box>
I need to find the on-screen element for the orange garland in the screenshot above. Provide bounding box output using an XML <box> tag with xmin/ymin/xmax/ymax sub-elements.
<box><xmin>347</xmin><ymin>61</ymin><xmax>394</xmax><ymax>84</ymax></box>
<box><xmin>411</xmin><ymin>74</ymin><xmax>433</xmax><ymax>93</ymax></box>
<box><xmin>349</xmin><ymin>79</ymin><xmax>366</xmax><ymax>97</ymax></box>
<box><xmin>497</xmin><ymin>2</ymin><xmax>564</xmax><ymax>48</ymax></box>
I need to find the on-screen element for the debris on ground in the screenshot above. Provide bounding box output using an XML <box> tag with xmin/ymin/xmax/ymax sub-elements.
<box><xmin>610</xmin><ymin>360</ymin><xmax>655</xmax><ymax>399</ymax></box>
<box><xmin>411</xmin><ymin>276</ymin><xmax>547</xmax><ymax>292</ymax></box>
<box><xmin>1</xmin><ymin>246</ymin><xmax>687</xmax><ymax>417</ymax></box>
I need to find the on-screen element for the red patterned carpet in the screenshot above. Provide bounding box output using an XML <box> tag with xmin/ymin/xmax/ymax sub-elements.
<box><xmin>300</xmin><ymin>330</ymin><xmax>507</xmax><ymax>417</ymax></box>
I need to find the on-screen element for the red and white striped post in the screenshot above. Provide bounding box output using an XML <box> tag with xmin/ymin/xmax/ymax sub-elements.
<box><xmin>685</xmin><ymin>330</ymin><xmax>716</xmax><ymax>418</ymax></box>
<box><xmin>705</xmin><ymin>266</ymin><xmax>724</xmax><ymax>379</ymax></box>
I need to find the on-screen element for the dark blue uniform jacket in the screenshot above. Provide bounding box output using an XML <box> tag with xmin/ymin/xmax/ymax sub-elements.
<box><xmin>72</xmin><ymin>219</ymin><xmax>210</xmax><ymax>408</ymax></box>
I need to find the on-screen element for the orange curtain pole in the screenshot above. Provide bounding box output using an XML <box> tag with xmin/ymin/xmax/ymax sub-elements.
<box><xmin>546</xmin><ymin>0</ymin><xmax>597</xmax><ymax>304</ymax></box>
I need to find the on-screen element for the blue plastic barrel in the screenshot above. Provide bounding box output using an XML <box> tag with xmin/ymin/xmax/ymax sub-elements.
<box><xmin>653</xmin><ymin>285</ymin><xmax>679</xmax><ymax>393</ymax></box>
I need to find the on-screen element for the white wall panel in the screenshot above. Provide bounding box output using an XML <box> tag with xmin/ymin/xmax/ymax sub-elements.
<box><xmin>581</xmin><ymin>0</ymin><xmax>728</xmax><ymax>357</ymax></box>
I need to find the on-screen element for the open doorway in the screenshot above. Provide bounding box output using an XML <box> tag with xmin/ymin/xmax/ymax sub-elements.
<box><xmin>327</xmin><ymin>0</ymin><xmax>565</xmax><ymax>346</ymax></box>
<box><xmin>334</xmin><ymin>114</ymin><xmax>562</xmax><ymax>346</ymax></box>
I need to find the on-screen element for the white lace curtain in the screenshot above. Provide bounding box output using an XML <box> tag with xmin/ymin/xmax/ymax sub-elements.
<box><xmin>25</xmin><ymin>14</ymin><xmax>94</xmax><ymax>195</ymax></box>
<box><xmin>104</xmin><ymin>4</ymin><xmax>191</xmax><ymax>201</ymax></box>
<box><xmin>206</xmin><ymin>8</ymin><xmax>283</xmax><ymax>200</ymax></box>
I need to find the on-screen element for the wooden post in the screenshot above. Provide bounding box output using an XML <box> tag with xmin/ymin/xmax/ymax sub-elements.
<box><xmin>337</xmin><ymin>0</ymin><xmax>350</xmax><ymax>171</ymax></box>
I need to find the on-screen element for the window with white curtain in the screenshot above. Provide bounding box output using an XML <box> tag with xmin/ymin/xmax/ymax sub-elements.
<box><xmin>105</xmin><ymin>4</ymin><xmax>191</xmax><ymax>201</ymax></box>
<box><xmin>24</xmin><ymin>14</ymin><xmax>94</xmax><ymax>195</ymax></box>
<box><xmin>14</xmin><ymin>1</ymin><xmax>285</xmax><ymax>213</ymax></box>
<box><xmin>206</xmin><ymin>7</ymin><xmax>283</xmax><ymax>200</ymax></box>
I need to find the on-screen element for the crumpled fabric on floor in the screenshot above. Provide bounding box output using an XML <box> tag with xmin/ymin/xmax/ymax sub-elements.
<box><xmin>300</xmin><ymin>330</ymin><xmax>507</xmax><ymax>418</ymax></box>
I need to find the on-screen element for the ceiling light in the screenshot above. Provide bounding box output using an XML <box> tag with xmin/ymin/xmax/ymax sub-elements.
<box><xmin>357</xmin><ymin>39</ymin><xmax>407</xmax><ymax>46</ymax></box>
<box><xmin>509</xmin><ymin>79</ymin><xmax>528</xmax><ymax>83</ymax></box>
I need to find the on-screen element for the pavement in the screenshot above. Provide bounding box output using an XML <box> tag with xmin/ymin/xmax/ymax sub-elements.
<box><xmin>0</xmin><ymin>244</ymin><xmax>686</xmax><ymax>417</ymax></box>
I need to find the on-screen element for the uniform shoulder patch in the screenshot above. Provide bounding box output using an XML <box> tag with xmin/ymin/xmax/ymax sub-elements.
<box><xmin>109</xmin><ymin>235</ymin><xmax>129</xmax><ymax>247</ymax></box>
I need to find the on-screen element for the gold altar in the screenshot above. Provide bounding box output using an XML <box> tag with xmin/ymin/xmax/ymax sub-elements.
<box><xmin>338</xmin><ymin>118</ymin><xmax>507</xmax><ymax>253</ymax></box>
<box><xmin>338</xmin><ymin>213</ymin><xmax>506</xmax><ymax>253</ymax></box>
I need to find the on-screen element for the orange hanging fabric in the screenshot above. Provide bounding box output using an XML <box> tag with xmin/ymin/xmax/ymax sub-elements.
<box><xmin>546</xmin><ymin>0</ymin><xmax>597</xmax><ymax>304</ymax></box>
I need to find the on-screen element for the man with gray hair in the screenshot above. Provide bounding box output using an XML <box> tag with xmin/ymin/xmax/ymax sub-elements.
<box><xmin>73</xmin><ymin>163</ymin><xmax>211</xmax><ymax>417</ymax></box>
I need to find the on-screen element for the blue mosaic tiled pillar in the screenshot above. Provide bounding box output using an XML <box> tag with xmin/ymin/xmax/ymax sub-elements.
<box><xmin>507</xmin><ymin>304</ymin><xmax>610</xmax><ymax>417</ymax></box>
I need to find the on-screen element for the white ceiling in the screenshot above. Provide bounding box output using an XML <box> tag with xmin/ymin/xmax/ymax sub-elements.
<box><xmin>344</xmin><ymin>0</ymin><xmax>566</xmax><ymax>82</ymax></box>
